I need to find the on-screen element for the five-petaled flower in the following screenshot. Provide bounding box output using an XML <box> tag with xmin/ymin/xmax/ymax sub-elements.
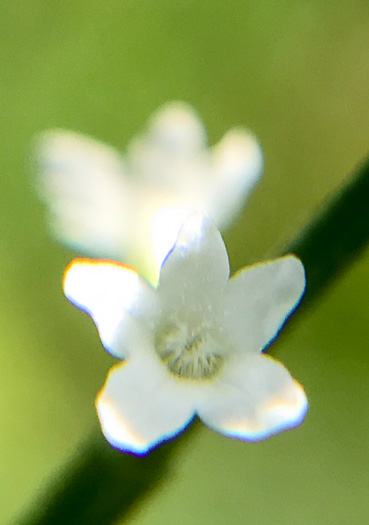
<box><xmin>36</xmin><ymin>101</ymin><xmax>263</xmax><ymax>284</ymax></box>
<box><xmin>64</xmin><ymin>214</ymin><xmax>307</xmax><ymax>455</ymax></box>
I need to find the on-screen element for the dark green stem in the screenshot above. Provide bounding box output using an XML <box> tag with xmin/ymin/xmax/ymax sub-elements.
<box><xmin>16</xmin><ymin>424</ymin><xmax>197</xmax><ymax>525</ymax></box>
<box><xmin>284</xmin><ymin>155</ymin><xmax>369</xmax><ymax>306</ymax></box>
<box><xmin>15</xmin><ymin>155</ymin><xmax>369</xmax><ymax>525</ymax></box>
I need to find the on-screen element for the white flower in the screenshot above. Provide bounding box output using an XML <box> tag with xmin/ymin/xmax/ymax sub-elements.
<box><xmin>36</xmin><ymin>101</ymin><xmax>263</xmax><ymax>284</ymax></box>
<box><xmin>64</xmin><ymin>213</ymin><xmax>307</xmax><ymax>455</ymax></box>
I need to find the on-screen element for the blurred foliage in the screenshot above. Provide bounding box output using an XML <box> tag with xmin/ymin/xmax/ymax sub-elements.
<box><xmin>1</xmin><ymin>0</ymin><xmax>369</xmax><ymax>524</ymax></box>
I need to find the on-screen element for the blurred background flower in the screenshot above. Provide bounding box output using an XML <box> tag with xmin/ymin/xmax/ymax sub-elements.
<box><xmin>35</xmin><ymin>101</ymin><xmax>262</xmax><ymax>284</ymax></box>
<box><xmin>1</xmin><ymin>1</ymin><xmax>369</xmax><ymax>524</ymax></box>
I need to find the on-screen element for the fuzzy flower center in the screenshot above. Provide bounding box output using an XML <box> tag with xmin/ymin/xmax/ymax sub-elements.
<box><xmin>155</xmin><ymin>320</ymin><xmax>224</xmax><ymax>380</ymax></box>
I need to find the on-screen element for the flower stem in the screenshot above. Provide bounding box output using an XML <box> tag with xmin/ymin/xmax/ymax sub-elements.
<box><xmin>15</xmin><ymin>154</ymin><xmax>369</xmax><ymax>525</ymax></box>
<box><xmin>15</xmin><ymin>424</ymin><xmax>197</xmax><ymax>525</ymax></box>
<box><xmin>285</xmin><ymin>155</ymin><xmax>369</xmax><ymax>306</ymax></box>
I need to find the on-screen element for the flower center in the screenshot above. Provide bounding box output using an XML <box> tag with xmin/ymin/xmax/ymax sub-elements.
<box><xmin>155</xmin><ymin>320</ymin><xmax>224</xmax><ymax>380</ymax></box>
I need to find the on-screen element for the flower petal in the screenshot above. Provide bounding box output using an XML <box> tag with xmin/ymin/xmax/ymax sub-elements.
<box><xmin>96</xmin><ymin>358</ymin><xmax>195</xmax><ymax>454</ymax></box>
<box><xmin>128</xmin><ymin>101</ymin><xmax>207</xmax><ymax>184</ymax></box>
<box><xmin>224</xmin><ymin>255</ymin><xmax>305</xmax><ymax>353</ymax></box>
<box><xmin>197</xmin><ymin>353</ymin><xmax>307</xmax><ymax>441</ymax></box>
<box><xmin>208</xmin><ymin>129</ymin><xmax>263</xmax><ymax>228</ymax></box>
<box><xmin>63</xmin><ymin>259</ymin><xmax>157</xmax><ymax>358</ymax></box>
<box><xmin>35</xmin><ymin>130</ymin><xmax>132</xmax><ymax>259</ymax></box>
<box><xmin>158</xmin><ymin>213</ymin><xmax>230</xmax><ymax>312</ymax></box>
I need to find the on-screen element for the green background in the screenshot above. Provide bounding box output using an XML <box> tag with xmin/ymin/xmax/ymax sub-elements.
<box><xmin>1</xmin><ymin>1</ymin><xmax>369</xmax><ymax>523</ymax></box>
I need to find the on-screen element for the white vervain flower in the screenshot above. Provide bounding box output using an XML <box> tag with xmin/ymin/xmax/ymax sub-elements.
<box><xmin>64</xmin><ymin>213</ymin><xmax>307</xmax><ymax>455</ymax></box>
<box><xmin>36</xmin><ymin>101</ymin><xmax>263</xmax><ymax>284</ymax></box>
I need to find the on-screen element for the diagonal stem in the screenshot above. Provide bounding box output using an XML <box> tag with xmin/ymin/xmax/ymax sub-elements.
<box><xmin>284</xmin><ymin>155</ymin><xmax>369</xmax><ymax>306</ymax></box>
<box><xmin>15</xmin><ymin>154</ymin><xmax>369</xmax><ymax>525</ymax></box>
